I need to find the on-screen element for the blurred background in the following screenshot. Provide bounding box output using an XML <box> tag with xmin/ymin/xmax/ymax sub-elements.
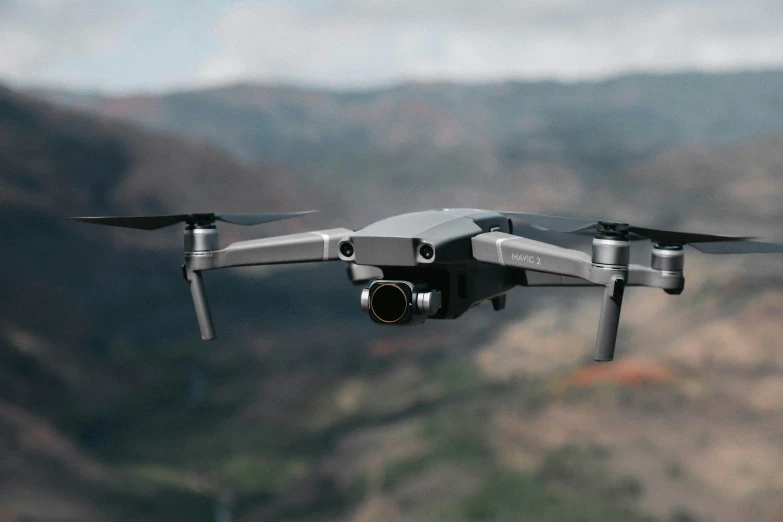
<box><xmin>2</xmin><ymin>1</ymin><xmax>783</xmax><ymax>521</ymax></box>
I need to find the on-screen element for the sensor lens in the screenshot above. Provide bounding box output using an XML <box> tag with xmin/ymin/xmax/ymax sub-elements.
<box><xmin>340</xmin><ymin>242</ymin><xmax>354</xmax><ymax>257</ymax></box>
<box><xmin>419</xmin><ymin>244</ymin><xmax>434</xmax><ymax>260</ymax></box>
<box><xmin>370</xmin><ymin>284</ymin><xmax>408</xmax><ymax>323</ymax></box>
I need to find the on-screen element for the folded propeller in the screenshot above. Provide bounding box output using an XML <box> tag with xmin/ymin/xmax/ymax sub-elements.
<box><xmin>70</xmin><ymin>211</ymin><xmax>316</xmax><ymax>230</ymax></box>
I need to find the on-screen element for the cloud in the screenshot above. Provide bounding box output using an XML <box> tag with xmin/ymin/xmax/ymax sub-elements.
<box><xmin>2</xmin><ymin>0</ymin><xmax>783</xmax><ymax>92</ymax></box>
<box><xmin>197</xmin><ymin>0</ymin><xmax>783</xmax><ymax>87</ymax></box>
<box><xmin>0</xmin><ymin>0</ymin><xmax>139</xmax><ymax>86</ymax></box>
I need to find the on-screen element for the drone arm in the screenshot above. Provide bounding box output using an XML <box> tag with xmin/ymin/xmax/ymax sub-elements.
<box><xmin>186</xmin><ymin>228</ymin><xmax>353</xmax><ymax>271</ymax></box>
<box><xmin>471</xmin><ymin>232</ymin><xmax>593</xmax><ymax>280</ymax></box>
<box><xmin>626</xmin><ymin>263</ymin><xmax>684</xmax><ymax>292</ymax></box>
<box><xmin>521</xmin><ymin>264</ymin><xmax>683</xmax><ymax>293</ymax></box>
<box><xmin>519</xmin><ymin>271</ymin><xmax>595</xmax><ymax>286</ymax></box>
<box><xmin>473</xmin><ymin>232</ymin><xmax>631</xmax><ymax>361</ymax></box>
<box><xmin>181</xmin><ymin>228</ymin><xmax>352</xmax><ymax>341</ymax></box>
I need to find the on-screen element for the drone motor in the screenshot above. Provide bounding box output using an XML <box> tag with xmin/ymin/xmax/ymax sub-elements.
<box><xmin>651</xmin><ymin>243</ymin><xmax>685</xmax><ymax>272</ymax></box>
<box><xmin>185</xmin><ymin>223</ymin><xmax>218</xmax><ymax>252</ymax></box>
<box><xmin>591</xmin><ymin>235</ymin><xmax>631</xmax><ymax>267</ymax></box>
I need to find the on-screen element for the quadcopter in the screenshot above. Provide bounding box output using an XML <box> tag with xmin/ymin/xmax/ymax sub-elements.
<box><xmin>73</xmin><ymin>209</ymin><xmax>783</xmax><ymax>362</ymax></box>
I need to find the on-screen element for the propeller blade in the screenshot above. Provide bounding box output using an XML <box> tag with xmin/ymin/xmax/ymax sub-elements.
<box><xmin>70</xmin><ymin>215</ymin><xmax>190</xmax><ymax>230</ymax></box>
<box><xmin>71</xmin><ymin>211</ymin><xmax>316</xmax><ymax>230</ymax></box>
<box><xmin>625</xmin><ymin>226</ymin><xmax>752</xmax><ymax>245</ymax></box>
<box><xmin>500</xmin><ymin>212</ymin><xmax>600</xmax><ymax>232</ymax></box>
<box><xmin>215</xmin><ymin>210</ymin><xmax>316</xmax><ymax>226</ymax></box>
<box><xmin>690</xmin><ymin>240</ymin><xmax>783</xmax><ymax>254</ymax></box>
<box><xmin>499</xmin><ymin>211</ymin><xmax>757</xmax><ymax>246</ymax></box>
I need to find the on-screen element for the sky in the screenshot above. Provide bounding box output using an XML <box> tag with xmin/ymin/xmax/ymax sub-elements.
<box><xmin>2</xmin><ymin>0</ymin><xmax>783</xmax><ymax>94</ymax></box>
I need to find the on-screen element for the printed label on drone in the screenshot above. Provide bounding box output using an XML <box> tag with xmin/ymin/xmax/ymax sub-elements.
<box><xmin>511</xmin><ymin>253</ymin><xmax>541</xmax><ymax>265</ymax></box>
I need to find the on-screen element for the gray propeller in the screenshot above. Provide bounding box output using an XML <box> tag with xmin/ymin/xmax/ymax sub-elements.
<box><xmin>501</xmin><ymin>211</ymin><xmax>760</xmax><ymax>246</ymax></box>
<box><xmin>71</xmin><ymin>211</ymin><xmax>316</xmax><ymax>230</ymax></box>
<box><xmin>501</xmin><ymin>212</ymin><xmax>600</xmax><ymax>234</ymax></box>
<box><xmin>690</xmin><ymin>240</ymin><xmax>783</xmax><ymax>254</ymax></box>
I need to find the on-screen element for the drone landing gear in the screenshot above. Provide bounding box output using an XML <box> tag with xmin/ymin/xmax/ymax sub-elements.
<box><xmin>183</xmin><ymin>219</ymin><xmax>219</xmax><ymax>341</ymax></box>
<box><xmin>186</xmin><ymin>269</ymin><xmax>216</xmax><ymax>341</ymax></box>
<box><xmin>491</xmin><ymin>295</ymin><xmax>506</xmax><ymax>311</ymax></box>
<box><xmin>589</xmin><ymin>227</ymin><xmax>631</xmax><ymax>362</ymax></box>
<box><xmin>594</xmin><ymin>276</ymin><xmax>625</xmax><ymax>361</ymax></box>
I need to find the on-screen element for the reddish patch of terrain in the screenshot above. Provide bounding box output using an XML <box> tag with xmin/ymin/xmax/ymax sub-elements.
<box><xmin>370</xmin><ymin>333</ymin><xmax>450</xmax><ymax>357</ymax></box>
<box><xmin>560</xmin><ymin>359</ymin><xmax>678</xmax><ymax>389</ymax></box>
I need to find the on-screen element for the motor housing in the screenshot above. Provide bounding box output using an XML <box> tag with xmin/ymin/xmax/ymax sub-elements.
<box><xmin>652</xmin><ymin>243</ymin><xmax>685</xmax><ymax>272</ymax></box>
<box><xmin>591</xmin><ymin>236</ymin><xmax>631</xmax><ymax>267</ymax></box>
<box><xmin>185</xmin><ymin>224</ymin><xmax>218</xmax><ymax>252</ymax></box>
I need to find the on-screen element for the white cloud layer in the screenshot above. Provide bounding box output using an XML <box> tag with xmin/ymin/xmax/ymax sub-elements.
<box><xmin>2</xmin><ymin>0</ymin><xmax>783</xmax><ymax>92</ymax></box>
<box><xmin>197</xmin><ymin>0</ymin><xmax>783</xmax><ymax>87</ymax></box>
<box><xmin>0</xmin><ymin>0</ymin><xmax>139</xmax><ymax>86</ymax></box>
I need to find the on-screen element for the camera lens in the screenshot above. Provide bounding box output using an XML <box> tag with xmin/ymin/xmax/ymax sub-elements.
<box><xmin>340</xmin><ymin>242</ymin><xmax>354</xmax><ymax>257</ymax></box>
<box><xmin>419</xmin><ymin>244</ymin><xmax>434</xmax><ymax>260</ymax></box>
<box><xmin>371</xmin><ymin>284</ymin><xmax>408</xmax><ymax>323</ymax></box>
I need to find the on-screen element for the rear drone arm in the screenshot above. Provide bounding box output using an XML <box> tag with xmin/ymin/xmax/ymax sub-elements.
<box><xmin>183</xmin><ymin>228</ymin><xmax>353</xmax><ymax>340</ymax></box>
<box><xmin>471</xmin><ymin>232</ymin><xmax>684</xmax><ymax>361</ymax></box>
<box><xmin>521</xmin><ymin>264</ymin><xmax>683</xmax><ymax>290</ymax></box>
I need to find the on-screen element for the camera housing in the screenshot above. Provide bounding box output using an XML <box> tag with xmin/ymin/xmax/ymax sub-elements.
<box><xmin>361</xmin><ymin>280</ymin><xmax>441</xmax><ymax>325</ymax></box>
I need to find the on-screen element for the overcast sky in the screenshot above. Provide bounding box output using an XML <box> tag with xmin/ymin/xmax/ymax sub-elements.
<box><xmin>2</xmin><ymin>0</ymin><xmax>783</xmax><ymax>93</ymax></box>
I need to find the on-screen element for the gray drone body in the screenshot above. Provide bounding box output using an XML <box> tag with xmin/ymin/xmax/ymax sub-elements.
<box><xmin>73</xmin><ymin>208</ymin><xmax>783</xmax><ymax>362</ymax></box>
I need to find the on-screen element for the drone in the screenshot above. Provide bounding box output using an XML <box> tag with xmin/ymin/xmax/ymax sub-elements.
<box><xmin>73</xmin><ymin>209</ymin><xmax>783</xmax><ymax>362</ymax></box>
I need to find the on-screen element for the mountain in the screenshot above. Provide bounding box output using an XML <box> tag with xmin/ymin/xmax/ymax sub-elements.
<box><xmin>32</xmin><ymin>70</ymin><xmax>783</xmax><ymax>223</ymax></box>
<box><xmin>0</xmin><ymin>86</ymin><xmax>364</xmax><ymax>521</ymax></box>
<box><xmin>6</xmin><ymin>72</ymin><xmax>783</xmax><ymax>522</ymax></box>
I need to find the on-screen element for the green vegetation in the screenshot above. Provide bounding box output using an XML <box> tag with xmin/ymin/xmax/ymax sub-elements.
<box><xmin>450</xmin><ymin>468</ymin><xmax>653</xmax><ymax>522</ymax></box>
<box><xmin>536</xmin><ymin>444</ymin><xmax>644</xmax><ymax>505</ymax></box>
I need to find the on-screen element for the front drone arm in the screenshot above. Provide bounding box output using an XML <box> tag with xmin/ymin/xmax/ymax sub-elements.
<box><xmin>471</xmin><ymin>232</ymin><xmax>625</xmax><ymax>285</ymax></box>
<box><xmin>183</xmin><ymin>228</ymin><xmax>352</xmax><ymax>340</ymax></box>
<box><xmin>472</xmin><ymin>232</ymin><xmax>632</xmax><ymax>361</ymax></box>
<box><xmin>185</xmin><ymin>228</ymin><xmax>353</xmax><ymax>271</ymax></box>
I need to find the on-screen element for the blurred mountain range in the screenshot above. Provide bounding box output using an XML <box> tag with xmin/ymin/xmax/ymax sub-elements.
<box><xmin>1</xmin><ymin>69</ymin><xmax>782</xmax><ymax>521</ymax></box>
<box><xmin>32</xmin><ymin>69</ymin><xmax>783</xmax><ymax>224</ymax></box>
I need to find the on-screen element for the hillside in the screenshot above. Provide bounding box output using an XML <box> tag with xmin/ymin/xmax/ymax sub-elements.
<box><xmin>33</xmin><ymin>70</ymin><xmax>783</xmax><ymax>223</ymax></box>
<box><xmin>0</xmin><ymin>86</ymin><xmax>359</xmax><ymax>521</ymax></box>
<box><xmin>4</xmin><ymin>74</ymin><xmax>783</xmax><ymax>522</ymax></box>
